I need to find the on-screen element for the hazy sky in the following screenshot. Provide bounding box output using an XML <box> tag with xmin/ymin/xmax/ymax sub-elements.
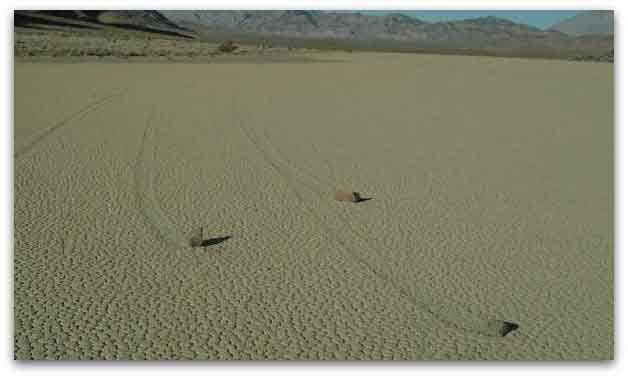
<box><xmin>353</xmin><ymin>11</ymin><xmax>581</xmax><ymax>29</ymax></box>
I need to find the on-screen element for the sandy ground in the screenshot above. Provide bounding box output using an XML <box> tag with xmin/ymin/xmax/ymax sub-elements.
<box><xmin>14</xmin><ymin>52</ymin><xmax>613</xmax><ymax>360</ymax></box>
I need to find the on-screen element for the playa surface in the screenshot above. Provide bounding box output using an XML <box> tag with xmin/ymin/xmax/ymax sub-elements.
<box><xmin>14</xmin><ymin>52</ymin><xmax>613</xmax><ymax>360</ymax></box>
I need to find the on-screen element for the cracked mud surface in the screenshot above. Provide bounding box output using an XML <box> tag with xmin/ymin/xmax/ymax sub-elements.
<box><xmin>14</xmin><ymin>53</ymin><xmax>613</xmax><ymax>360</ymax></box>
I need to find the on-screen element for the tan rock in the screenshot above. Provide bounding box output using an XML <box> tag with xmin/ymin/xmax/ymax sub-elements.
<box><xmin>189</xmin><ymin>227</ymin><xmax>203</xmax><ymax>247</ymax></box>
<box><xmin>335</xmin><ymin>189</ymin><xmax>361</xmax><ymax>203</ymax></box>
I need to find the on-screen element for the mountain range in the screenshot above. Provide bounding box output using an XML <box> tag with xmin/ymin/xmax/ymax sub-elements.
<box><xmin>164</xmin><ymin>10</ymin><xmax>614</xmax><ymax>59</ymax></box>
<box><xmin>15</xmin><ymin>10</ymin><xmax>614</xmax><ymax>59</ymax></box>
<box><xmin>160</xmin><ymin>10</ymin><xmax>612</xmax><ymax>46</ymax></box>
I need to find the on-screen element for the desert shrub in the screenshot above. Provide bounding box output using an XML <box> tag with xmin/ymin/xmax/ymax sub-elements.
<box><xmin>217</xmin><ymin>40</ymin><xmax>238</xmax><ymax>53</ymax></box>
<box><xmin>127</xmin><ymin>51</ymin><xmax>144</xmax><ymax>57</ymax></box>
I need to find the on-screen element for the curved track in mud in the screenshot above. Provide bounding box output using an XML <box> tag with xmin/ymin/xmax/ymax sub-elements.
<box><xmin>134</xmin><ymin>110</ymin><xmax>190</xmax><ymax>250</ymax></box>
<box><xmin>15</xmin><ymin>89</ymin><xmax>128</xmax><ymax>159</ymax></box>
<box><xmin>235</xmin><ymin>105</ymin><xmax>522</xmax><ymax>341</ymax></box>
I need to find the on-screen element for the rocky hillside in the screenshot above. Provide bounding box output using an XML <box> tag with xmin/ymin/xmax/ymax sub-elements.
<box><xmin>16</xmin><ymin>10</ymin><xmax>189</xmax><ymax>35</ymax></box>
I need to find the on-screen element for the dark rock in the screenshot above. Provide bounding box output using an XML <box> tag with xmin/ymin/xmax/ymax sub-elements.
<box><xmin>485</xmin><ymin>319</ymin><xmax>519</xmax><ymax>337</ymax></box>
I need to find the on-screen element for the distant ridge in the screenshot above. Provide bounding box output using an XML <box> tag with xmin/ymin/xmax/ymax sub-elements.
<box><xmin>159</xmin><ymin>10</ymin><xmax>611</xmax><ymax>55</ymax></box>
<box><xmin>160</xmin><ymin>11</ymin><xmax>548</xmax><ymax>44</ymax></box>
<box><xmin>549</xmin><ymin>10</ymin><xmax>613</xmax><ymax>36</ymax></box>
